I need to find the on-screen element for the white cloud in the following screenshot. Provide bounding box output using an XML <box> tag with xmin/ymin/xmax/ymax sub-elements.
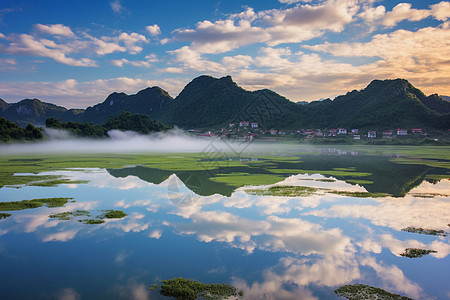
<box><xmin>0</xmin><ymin>33</ymin><xmax>96</xmax><ymax>66</ymax></box>
<box><xmin>117</xmin><ymin>32</ymin><xmax>148</xmax><ymax>54</ymax></box>
<box><xmin>34</xmin><ymin>24</ymin><xmax>76</xmax><ymax>38</ymax></box>
<box><xmin>146</xmin><ymin>24</ymin><xmax>161</xmax><ymax>36</ymax></box>
<box><xmin>111</xmin><ymin>58</ymin><xmax>150</xmax><ymax>68</ymax></box>
<box><xmin>381</xmin><ymin>3</ymin><xmax>431</xmax><ymax>28</ymax></box>
<box><xmin>431</xmin><ymin>1</ymin><xmax>450</xmax><ymax>21</ymax></box>
<box><xmin>360</xmin><ymin>1</ymin><xmax>450</xmax><ymax>28</ymax></box>
<box><xmin>110</xmin><ymin>0</ymin><xmax>123</xmax><ymax>14</ymax></box>
<box><xmin>360</xmin><ymin>256</ymin><xmax>423</xmax><ymax>299</ymax></box>
<box><xmin>171</xmin><ymin>19</ymin><xmax>269</xmax><ymax>54</ymax></box>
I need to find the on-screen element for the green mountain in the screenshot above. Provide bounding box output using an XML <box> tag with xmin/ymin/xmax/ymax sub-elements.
<box><xmin>46</xmin><ymin>111</ymin><xmax>172</xmax><ymax>137</ymax></box>
<box><xmin>162</xmin><ymin>75</ymin><xmax>302</xmax><ymax>129</ymax></box>
<box><xmin>0</xmin><ymin>98</ymin><xmax>75</xmax><ymax>126</ymax></box>
<box><xmin>1</xmin><ymin>76</ymin><xmax>449</xmax><ymax>130</ymax></box>
<box><xmin>0</xmin><ymin>117</ymin><xmax>43</xmax><ymax>142</ymax></box>
<box><xmin>297</xmin><ymin>79</ymin><xmax>450</xmax><ymax>130</ymax></box>
<box><xmin>75</xmin><ymin>87</ymin><xmax>173</xmax><ymax>124</ymax></box>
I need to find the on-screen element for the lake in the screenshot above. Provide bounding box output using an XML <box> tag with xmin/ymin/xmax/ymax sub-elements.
<box><xmin>0</xmin><ymin>144</ymin><xmax>449</xmax><ymax>299</ymax></box>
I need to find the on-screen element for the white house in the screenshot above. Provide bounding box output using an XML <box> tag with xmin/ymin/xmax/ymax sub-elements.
<box><xmin>338</xmin><ymin>128</ymin><xmax>347</xmax><ymax>135</ymax></box>
<box><xmin>397</xmin><ymin>129</ymin><xmax>407</xmax><ymax>135</ymax></box>
<box><xmin>368</xmin><ymin>131</ymin><xmax>376</xmax><ymax>138</ymax></box>
<box><xmin>251</xmin><ymin>122</ymin><xmax>258</xmax><ymax>129</ymax></box>
<box><xmin>239</xmin><ymin>121</ymin><xmax>249</xmax><ymax>127</ymax></box>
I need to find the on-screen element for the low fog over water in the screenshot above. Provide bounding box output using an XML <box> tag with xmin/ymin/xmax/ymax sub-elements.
<box><xmin>0</xmin><ymin>128</ymin><xmax>311</xmax><ymax>155</ymax></box>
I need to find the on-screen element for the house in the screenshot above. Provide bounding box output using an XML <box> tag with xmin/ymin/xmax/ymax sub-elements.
<box><xmin>251</xmin><ymin>122</ymin><xmax>258</xmax><ymax>129</ymax></box>
<box><xmin>353</xmin><ymin>135</ymin><xmax>361</xmax><ymax>140</ymax></box>
<box><xmin>397</xmin><ymin>129</ymin><xmax>408</xmax><ymax>135</ymax></box>
<box><xmin>270</xmin><ymin>129</ymin><xmax>278</xmax><ymax>135</ymax></box>
<box><xmin>305</xmin><ymin>129</ymin><xmax>315</xmax><ymax>135</ymax></box>
<box><xmin>229</xmin><ymin>123</ymin><xmax>235</xmax><ymax>128</ymax></box>
<box><xmin>383</xmin><ymin>130</ymin><xmax>393</xmax><ymax>138</ymax></box>
<box><xmin>368</xmin><ymin>131</ymin><xmax>376</xmax><ymax>138</ymax></box>
<box><xmin>329</xmin><ymin>129</ymin><xmax>337</xmax><ymax>136</ymax></box>
<box><xmin>338</xmin><ymin>128</ymin><xmax>347</xmax><ymax>135</ymax></box>
<box><xmin>351</xmin><ymin>129</ymin><xmax>359</xmax><ymax>134</ymax></box>
<box><xmin>412</xmin><ymin>128</ymin><xmax>423</xmax><ymax>134</ymax></box>
<box><xmin>239</xmin><ymin>121</ymin><xmax>249</xmax><ymax>127</ymax></box>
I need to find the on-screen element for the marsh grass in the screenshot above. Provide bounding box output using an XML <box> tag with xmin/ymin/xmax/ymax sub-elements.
<box><xmin>335</xmin><ymin>284</ymin><xmax>412</xmax><ymax>299</ymax></box>
<box><xmin>0</xmin><ymin>197</ymin><xmax>73</xmax><ymax>211</ymax></box>
<box><xmin>245</xmin><ymin>185</ymin><xmax>319</xmax><ymax>197</ymax></box>
<box><xmin>401</xmin><ymin>227</ymin><xmax>447</xmax><ymax>236</ymax></box>
<box><xmin>329</xmin><ymin>191</ymin><xmax>391</xmax><ymax>198</ymax></box>
<box><xmin>101</xmin><ymin>210</ymin><xmax>127</xmax><ymax>219</ymax></box>
<box><xmin>151</xmin><ymin>277</ymin><xmax>242</xmax><ymax>300</ymax></box>
<box><xmin>49</xmin><ymin>210</ymin><xmax>91</xmax><ymax>221</ymax></box>
<box><xmin>400</xmin><ymin>248</ymin><xmax>437</xmax><ymax>258</ymax></box>
<box><xmin>27</xmin><ymin>179</ymin><xmax>90</xmax><ymax>187</ymax></box>
<box><xmin>79</xmin><ymin>219</ymin><xmax>105</xmax><ymax>225</ymax></box>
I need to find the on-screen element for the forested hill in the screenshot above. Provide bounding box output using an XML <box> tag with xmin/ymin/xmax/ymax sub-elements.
<box><xmin>296</xmin><ymin>79</ymin><xmax>450</xmax><ymax>130</ymax></box>
<box><xmin>1</xmin><ymin>76</ymin><xmax>449</xmax><ymax>130</ymax></box>
<box><xmin>0</xmin><ymin>117</ymin><xmax>43</xmax><ymax>142</ymax></box>
<box><xmin>161</xmin><ymin>75</ymin><xmax>302</xmax><ymax>129</ymax></box>
<box><xmin>46</xmin><ymin>111</ymin><xmax>172</xmax><ymax>138</ymax></box>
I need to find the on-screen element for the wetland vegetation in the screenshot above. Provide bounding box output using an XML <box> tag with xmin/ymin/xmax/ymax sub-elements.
<box><xmin>0</xmin><ymin>197</ymin><xmax>73</xmax><ymax>211</ymax></box>
<box><xmin>150</xmin><ymin>277</ymin><xmax>242</xmax><ymax>300</ymax></box>
<box><xmin>401</xmin><ymin>227</ymin><xmax>447</xmax><ymax>237</ymax></box>
<box><xmin>335</xmin><ymin>284</ymin><xmax>413</xmax><ymax>300</ymax></box>
<box><xmin>400</xmin><ymin>248</ymin><xmax>438</xmax><ymax>258</ymax></box>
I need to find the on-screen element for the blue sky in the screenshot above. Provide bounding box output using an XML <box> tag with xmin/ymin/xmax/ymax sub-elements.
<box><xmin>0</xmin><ymin>0</ymin><xmax>449</xmax><ymax>108</ymax></box>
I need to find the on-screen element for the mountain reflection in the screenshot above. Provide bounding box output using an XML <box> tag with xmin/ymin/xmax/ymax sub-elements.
<box><xmin>1</xmin><ymin>168</ymin><xmax>448</xmax><ymax>299</ymax></box>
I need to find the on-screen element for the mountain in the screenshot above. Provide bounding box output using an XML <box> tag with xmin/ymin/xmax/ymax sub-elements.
<box><xmin>297</xmin><ymin>79</ymin><xmax>450</xmax><ymax>130</ymax></box>
<box><xmin>76</xmin><ymin>87</ymin><xmax>173</xmax><ymax>124</ymax></box>
<box><xmin>420</xmin><ymin>94</ymin><xmax>450</xmax><ymax>114</ymax></box>
<box><xmin>46</xmin><ymin>111</ymin><xmax>172</xmax><ymax>137</ymax></box>
<box><xmin>1</xmin><ymin>76</ymin><xmax>449</xmax><ymax>130</ymax></box>
<box><xmin>0</xmin><ymin>98</ymin><xmax>73</xmax><ymax>126</ymax></box>
<box><xmin>161</xmin><ymin>75</ymin><xmax>302</xmax><ymax>129</ymax></box>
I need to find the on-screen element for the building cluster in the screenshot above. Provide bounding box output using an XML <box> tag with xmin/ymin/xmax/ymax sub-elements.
<box><xmin>189</xmin><ymin>121</ymin><xmax>431</xmax><ymax>141</ymax></box>
<box><xmin>296</xmin><ymin>128</ymin><xmax>425</xmax><ymax>139</ymax></box>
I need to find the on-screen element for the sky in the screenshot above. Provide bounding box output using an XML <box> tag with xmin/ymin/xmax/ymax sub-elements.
<box><xmin>0</xmin><ymin>0</ymin><xmax>449</xmax><ymax>108</ymax></box>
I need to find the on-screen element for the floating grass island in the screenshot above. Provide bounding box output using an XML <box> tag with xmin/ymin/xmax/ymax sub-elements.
<box><xmin>329</xmin><ymin>191</ymin><xmax>392</xmax><ymax>198</ymax></box>
<box><xmin>401</xmin><ymin>226</ymin><xmax>447</xmax><ymax>236</ymax></box>
<box><xmin>335</xmin><ymin>284</ymin><xmax>413</xmax><ymax>299</ymax></box>
<box><xmin>0</xmin><ymin>197</ymin><xmax>73</xmax><ymax>211</ymax></box>
<box><xmin>27</xmin><ymin>178</ymin><xmax>90</xmax><ymax>187</ymax></box>
<box><xmin>79</xmin><ymin>219</ymin><xmax>105</xmax><ymax>225</ymax></box>
<box><xmin>101</xmin><ymin>209</ymin><xmax>127</xmax><ymax>219</ymax></box>
<box><xmin>49</xmin><ymin>210</ymin><xmax>90</xmax><ymax>220</ymax></box>
<box><xmin>50</xmin><ymin>209</ymin><xmax>126</xmax><ymax>224</ymax></box>
<box><xmin>400</xmin><ymin>248</ymin><xmax>437</xmax><ymax>258</ymax></box>
<box><xmin>245</xmin><ymin>185</ymin><xmax>392</xmax><ymax>198</ymax></box>
<box><xmin>245</xmin><ymin>185</ymin><xmax>319</xmax><ymax>197</ymax></box>
<box><xmin>149</xmin><ymin>277</ymin><xmax>242</xmax><ymax>300</ymax></box>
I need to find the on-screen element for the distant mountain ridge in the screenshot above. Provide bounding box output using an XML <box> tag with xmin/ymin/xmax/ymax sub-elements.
<box><xmin>1</xmin><ymin>76</ymin><xmax>449</xmax><ymax>130</ymax></box>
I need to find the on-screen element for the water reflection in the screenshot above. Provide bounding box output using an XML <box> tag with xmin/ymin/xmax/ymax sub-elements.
<box><xmin>0</xmin><ymin>167</ymin><xmax>449</xmax><ymax>299</ymax></box>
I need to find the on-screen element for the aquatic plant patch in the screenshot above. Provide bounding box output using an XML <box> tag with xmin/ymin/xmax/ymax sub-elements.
<box><xmin>335</xmin><ymin>284</ymin><xmax>412</xmax><ymax>300</ymax></box>
<box><xmin>0</xmin><ymin>197</ymin><xmax>73</xmax><ymax>211</ymax></box>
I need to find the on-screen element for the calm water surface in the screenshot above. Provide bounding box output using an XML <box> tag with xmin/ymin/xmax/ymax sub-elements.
<box><xmin>0</xmin><ymin>149</ymin><xmax>449</xmax><ymax>300</ymax></box>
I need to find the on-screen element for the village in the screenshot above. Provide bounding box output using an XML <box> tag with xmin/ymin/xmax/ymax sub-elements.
<box><xmin>188</xmin><ymin>121</ymin><xmax>449</xmax><ymax>143</ymax></box>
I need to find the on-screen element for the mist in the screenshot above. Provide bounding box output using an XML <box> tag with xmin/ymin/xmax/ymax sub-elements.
<box><xmin>0</xmin><ymin>128</ymin><xmax>316</xmax><ymax>156</ymax></box>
